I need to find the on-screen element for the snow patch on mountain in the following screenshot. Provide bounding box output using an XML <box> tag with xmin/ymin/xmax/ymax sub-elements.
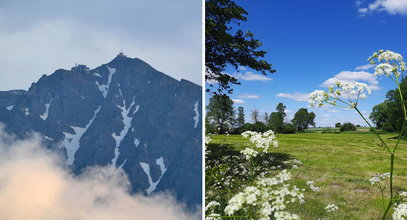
<box><xmin>119</xmin><ymin>158</ymin><xmax>127</xmax><ymax>169</ymax></box>
<box><xmin>134</xmin><ymin>138</ymin><xmax>140</xmax><ymax>147</ymax></box>
<box><xmin>40</xmin><ymin>98</ymin><xmax>53</xmax><ymax>120</ymax></box>
<box><xmin>6</xmin><ymin>105</ymin><xmax>14</xmax><ymax>111</ymax></box>
<box><xmin>140</xmin><ymin>156</ymin><xmax>167</xmax><ymax>195</ymax></box>
<box><xmin>111</xmin><ymin>98</ymin><xmax>138</xmax><ymax>167</ymax></box>
<box><xmin>63</xmin><ymin>106</ymin><xmax>101</xmax><ymax>165</ymax></box>
<box><xmin>156</xmin><ymin>156</ymin><xmax>167</xmax><ymax>175</ymax></box>
<box><xmin>23</xmin><ymin>108</ymin><xmax>29</xmax><ymax>116</ymax></box>
<box><xmin>94</xmin><ymin>72</ymin><xmax>102</xmax><ymax>77</ymax></box>
<box><xmin>193</xmin><ymin>101</ymin><xmax>199</xmax><ymax>128</ymax></box>
<box><xmin>96</xmin><ymin>66</ymin><xmax>116</xmax><ymax>98</ymax></box>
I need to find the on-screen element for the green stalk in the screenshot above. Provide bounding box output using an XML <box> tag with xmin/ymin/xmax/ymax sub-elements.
<box><xmin>382</xmin><ymin>154</ymin><xmax>394</xmax><ymax>219</ymax></box>
<box><xmin>382</xmin><ymin>82</ymin><xmax>407</xmax><ymax>219</ymax></box>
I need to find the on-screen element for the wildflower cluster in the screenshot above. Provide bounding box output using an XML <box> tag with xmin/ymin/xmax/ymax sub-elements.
<box><xmin>393</xmin><ymin>192</ymin><xmax>407</xmax><ymax>220</ymax></box>
<box><xmin>324</xmin><ymin>204</ymin><xmax>339</xmax><ymax>213</ymax></box>
<box><xmin>224</xmin><ymin>170</ymin><xmax>304</xmax><ymax>220</ymax></box>
<box><xmin>306</xmin><ymin>180</ymin><xmax>320</xmax><ymax>192</ymax></box>
<box><xmin>368</xmin><ymin>50</ymin><xmax>406</xmax><ymax>80</ymax></box>
<box><xmin>205</xmin><ymin>131</ymin><xmax>305</xmax><ymax>220</ymax></box>
<box><xmin>309</xmin><ymin>81</ymin><xmax>371</xmax><ymax>108</ymax></box>
<box><xmin>369</xmin><ymin>172</ymin><xmax>390</xmax><ymax>186</ymax></box>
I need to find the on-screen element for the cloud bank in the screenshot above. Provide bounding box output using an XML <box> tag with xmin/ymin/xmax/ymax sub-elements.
<box><xmin>358</xmin><ymin>0</ymin><xmax>407</xmax><ymax>15</ymax></box>
<box><xmin>276</xmin><ymin>92</ymin><xmax>310</xmax><ymax>102</ymax></box>
<box><xmin>234</xmin><ymin>71</ymin><xmax>272</xmax><ymax>81</ymax></box>
<box><xmin>0</xmin><ymin>129</ymin><xmax>199</xmax><ymax>220</ymax></box>
<box><xmin>320</xmin><ymin>71</ymin><xmax>380</xmax><ymax>90</ymax></box>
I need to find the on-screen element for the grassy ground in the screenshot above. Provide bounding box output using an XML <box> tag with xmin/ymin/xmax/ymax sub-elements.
<box><xmin>208</xmin><ymin>132</ymin><xmax>407</xmax><ymax>219</ymax></box>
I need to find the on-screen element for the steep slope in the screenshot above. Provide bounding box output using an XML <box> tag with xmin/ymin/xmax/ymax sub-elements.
<box><xmin>0</xmin><ymin>54</ymin><xmax>202</xmax><ymax>209</ymax></box>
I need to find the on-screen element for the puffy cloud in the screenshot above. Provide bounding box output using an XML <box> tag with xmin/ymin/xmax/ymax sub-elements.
<box><xmin>358</xmin><ymin>0</ymin><xmax>407</xmax><ymax>15</ymax></box>
<box><xmin>0</xmin><ymin>128</ymin><xmax>199</xmax><ymax>220</ymax></box>
<box><xmin>355</xmin><ymin>63</ymin><xmax>375</xmax><ymax>70</ymax></box>
<box><xmin>238</xmin><ymin>94</ymin><xmax>260</xmax><ymax>99</ymax></box>
<box><xmin>320</xmin><ymin>71</ymin><xmax>380</xmax><ymax>90</ymax></box>
<box><xmin>232</xmin><ymin>99</ymin><xmax>245</xmax><ymax>104</ymax></box>
<box><xmin>276</xmin><ymin>92</ymin><xmax>310</xmax><ymax>102</ymax></box>
<box><xmin>234</xmin><ymin>71</ymin><xmax>272</xmax><ymax>81</ymax></box>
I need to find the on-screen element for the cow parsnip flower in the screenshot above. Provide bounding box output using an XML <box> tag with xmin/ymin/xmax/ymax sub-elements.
<box><xmin>241</xmin><ymin>130</ymin><xmax>278</xmax><ymax>154</ymax></box>
<box><xmin>224</xmin><ymin>170</ymin><xmax>303</xmax><ymax>220</ymax></box>
<box><xmin>309</xmin><ymin>81</ymin><xmax>371</xmax><ymax>108</ymax></box>
<box><xmin>393</xmin><ymin>203</ymin><xmax>407</xmax><ymax>220</ymax></box>
<box><xmin>324</xmin><ymin>204</ymin><xmax>339</xmax><ymax>213</ymax></box>
<box><xmin>369</xmin><ymin>50</ymin><xmax>406</xmax><ymax>81</ymax></box>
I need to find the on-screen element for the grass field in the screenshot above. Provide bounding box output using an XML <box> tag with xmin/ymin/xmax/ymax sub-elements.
<box><xmin>207</xmin><ymin>132</ymin><xmax>407</xmax><ymax>219</ymax></box>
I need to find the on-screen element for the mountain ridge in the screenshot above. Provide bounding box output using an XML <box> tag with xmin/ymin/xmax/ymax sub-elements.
<box><xmin>0</xmin><ymin>54</ymin><xmax>202</xmax><ymax>209</ymax></box>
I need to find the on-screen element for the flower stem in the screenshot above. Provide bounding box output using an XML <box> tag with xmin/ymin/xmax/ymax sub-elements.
<box><xmin>382</xmin><ymin>153</ymin><xmax>394</xmax><ymax>220</ymax></box>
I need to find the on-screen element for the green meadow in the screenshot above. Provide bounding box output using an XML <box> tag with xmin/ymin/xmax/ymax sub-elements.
<box><xmin>208</xmin><ymin>132</ymin><xmax>407</xmax><ymax>219</ymax></box>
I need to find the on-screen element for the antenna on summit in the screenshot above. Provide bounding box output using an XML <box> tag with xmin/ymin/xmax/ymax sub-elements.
<box><xmin>119</xmin><ymin>49</ymin><xmax>125</xmax><ymax>57</ymax></box>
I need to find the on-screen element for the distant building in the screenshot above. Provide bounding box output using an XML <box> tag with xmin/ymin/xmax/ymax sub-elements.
<box><xmin>71</xmin><ymin>64</ymin><xmax>90</xmax><ymax>73</ymax></box>
<box><xmin>118</xmin><ymin>49</ymin><xmax>127</xmax><ymax>57</ymax></box>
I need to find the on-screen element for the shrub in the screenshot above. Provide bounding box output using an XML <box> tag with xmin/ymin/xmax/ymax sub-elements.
<box><xmin>340</xmin><ymin>122</ymin><xmax>357</xmax><ymax>132</ymax></box>
<box><xmin>282</xmin><ymin>123</ymin><xmax>296</xmax><ymax>134</ymax></box>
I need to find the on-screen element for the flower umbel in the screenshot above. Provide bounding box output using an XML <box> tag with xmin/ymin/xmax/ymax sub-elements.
<box><xmin>309</xmin><ymin>81</ymin><xmax>371</xmax><ymax>108</ymax></box>
<box><xmin>369</xmin><ymin>50</ymin><xmax>406</xmax><ymax>81</ymax></box>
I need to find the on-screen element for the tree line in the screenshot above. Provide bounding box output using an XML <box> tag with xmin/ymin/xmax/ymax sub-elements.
<box><xmin>206</xmin><ymin>94</ymin><xmax>316</xmax><ymax>134</ymax></box>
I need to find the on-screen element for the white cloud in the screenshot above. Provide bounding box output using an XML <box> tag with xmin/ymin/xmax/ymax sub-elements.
<box><xmin>0</xmin><ymin>128</ymin><xmax>199</xmax><ymax>220</ymax></box>
<box><xmin>234</xmin><ymin>71</ymin><xmax>272</xmax><ymax>81</ymax></box>
<box><xmin>358</xmin><ymin>0</ymin><xmax>407</xmax><ymax>15</ymax></box>
<box><xmin>328</xmin><ymin>109</ymin><xmax>339</xmax><ymax>113</ymax></box>
<box><xmin>355</xmin><ymin>63</ymin><xmax>375</xmax><ymax>70</ymax></box>
<box><xmin>0</xmin><ymin>0</ymin><xmax>201</xmax><ymax>90</ymax></box>
<box><xmin>238</xmin><ymin>94</ymin><xmax>260</xmax><ymax>99</ymax></box>
<box><xmin>232</xmin><ymin>99</ymin><xmax>245</xmax><ymax>104</ymax></box>
<box><xmin>355</xmin><ymin>0</ymin><xmax>363</xmax><ymax>6</ymax></box>
<box><xmin>320</xmin><ymin>71</ymin><xmax>380</xmax><ymax>90</ymax></box>
<box><xmin>276</xmin><ymin>92</ymin><xmax>310</xmax><ymax>102</ymax></box>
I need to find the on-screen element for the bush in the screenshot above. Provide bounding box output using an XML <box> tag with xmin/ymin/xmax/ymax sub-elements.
<box><xmin>282</xmin><ymin>123</ymin><xmax>296</xmax><ymax>134</ymax></box>
<box><xmin>340</xmin><ymin>122</ymin><xmax>357</xmax><ymax>132</ymax></box>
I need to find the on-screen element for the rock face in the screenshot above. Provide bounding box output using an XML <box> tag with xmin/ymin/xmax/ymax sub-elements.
<box><xmin>0</xmin><ymin>54</ymin><xmax>202</xmax><ymax>209</ymax></box>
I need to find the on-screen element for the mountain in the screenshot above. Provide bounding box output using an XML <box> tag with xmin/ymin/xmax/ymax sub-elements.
<box><xmin>0</xmin><ymin>53</ymin><xmax>202</xmax><ymax>209</ymax></box>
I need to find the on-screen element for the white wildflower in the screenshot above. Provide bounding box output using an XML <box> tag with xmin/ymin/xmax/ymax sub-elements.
<box><xmin>369</xmin><ymin>172</ymin><xmax>390</xmax><ymax>185</ymax></box>
<box><xmin>306</xmin><ymin>180</ymin><xmax>320</xmax><ymax>191</ymax></box>
<box><xmin>324</xmin><ymin>204</ymin><xmax>339</xmax><ymax>213</ymax></box>
<box><xmin>369</xmin><ymin>50</ymin><xmax>406</xmax><ymax>80</ymax></box>
<box><xmin>241</xmin><ymin>130</ymin><xmax>278</xmax><ymax>154</ymax></box>
<box><xmin>309</xmin><ymin>81</ymin><xmax>371</xmax><ymax>108</ymax></box>
<box><xmin>393</xmin><ymin>203</ymin><xmax>407</xmax><ymax>220</ymax></box>
<box><xmin>205</xmin><ymin>201</ymin><xmax>220</xmax><ymax>212</ymax></box>
<box><xmin>240</xmin><ymin>147</ymin><xmax>259</xmax><ymax>160</ymax></box>
<box><xmin>224</xmin><ymin>170</ymin><xmax>303</xmax><ymax>219</ymax></box>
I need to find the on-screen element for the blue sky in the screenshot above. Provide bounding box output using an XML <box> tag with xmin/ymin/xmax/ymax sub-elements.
<box><xmin>207</xmin><ymin>0</ymin><xmax>407</xmax><ymax>127</ymax></box>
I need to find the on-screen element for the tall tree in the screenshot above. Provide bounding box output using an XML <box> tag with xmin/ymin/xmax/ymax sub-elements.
<box><xmin>269</xmin><ymin>112</ymin><xmax>284</xmax><ymax>132</ymax></box>
<box><xmin>264</xmin><ymin>112</ymin><xmax>269</xmax><ymax>123</ymax></box>
<box><xmin>251</xmin><ymin>109</ymin><xmax>259</xmax><ymax>123</ymax></box>
<box><xmin>205</xmin><ymin>0</ymin><xmax>275</xmax><ymax>93</ymax></box>
<box><xmin>370</xmin><ymin>78</ymin><xmax>407</xmax><ymax>132</ymax></box>
<box><xmin>268</xmin><ymin>103</ymin><xmax>286</xmax><ymax>133</ymax></box>
<box><xmin>237</xmin><ymin>106</ymin><xmax>245</xmax><ymax>126</ymax></box>
<box><xmin>276</xmin><ymin>103</ymin><xmax>287</xmax><ymax>118</ymax></box>
<box><xmin>206</xmin><ymin>94</ymin><xmax>235</xmax><ymax>133</ymax></box>
<box><xmin>292</xmin><ymin>108</ymin><xmax>316</xmax><ymax>132</ymax></box>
